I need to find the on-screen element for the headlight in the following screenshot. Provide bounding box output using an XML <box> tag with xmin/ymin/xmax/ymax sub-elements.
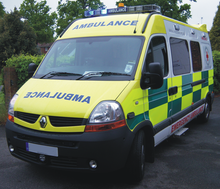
<box><xmin>8</xmin><ymin>94</ymin><xmax>18</xmax><ymax>122</ymax></box>
<box><xmin>89</xmin><ymin>101</ymin><xmax>124</xmax><ymax>123</ymax></box>
<box><xmin>85</xmin><ymin>101</ymin><xmax>126</xmax><ymax>132</ymax></box>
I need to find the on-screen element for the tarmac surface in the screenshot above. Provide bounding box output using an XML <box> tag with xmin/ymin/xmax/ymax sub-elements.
<box><xmin>0</xmin><ymin>96</ymin><xmax>220</xmax><ymax>189</ymax></box>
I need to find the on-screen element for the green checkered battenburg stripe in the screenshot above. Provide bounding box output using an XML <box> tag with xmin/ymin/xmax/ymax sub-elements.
<box><xmin>127</xmin><ymin>70</ymin><xmax>213</xmax><ymax>130</ymax></box>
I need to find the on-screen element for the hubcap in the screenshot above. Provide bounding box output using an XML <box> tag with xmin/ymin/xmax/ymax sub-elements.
<box><xmin>205</xmin><ymin>103</ymin><xmax>210</xmax><ymax>119</ymax></box>
<box><xmin>141</xmin><ymin>144</ymin><xmax>145</xmax><ymax>171</ymax></box>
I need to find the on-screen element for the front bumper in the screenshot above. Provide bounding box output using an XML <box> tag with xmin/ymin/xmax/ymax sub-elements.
<box><xmin>5</xmin><ymin>120</ymin><xmax>134</xmax><ymax>172</ymax></box>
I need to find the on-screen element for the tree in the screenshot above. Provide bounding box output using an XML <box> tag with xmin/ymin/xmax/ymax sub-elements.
<box><xmin>56</xmin><ymin>0</ymin><xmax>104</xmax><ymax>36</ymax></box>
<box><xmin>116</xmin><ymin>0</ymin><xmax>196</xmax><ymax>23</ymax></box>
<box><xmin>0</xmin><ymin>1</ymin><xmax>5</xmax><ymax>18</ymax></box>
<box><xmin>56</xmin><ymin>0</ymin><xmax>79</xmax><ymax>36</ymax></box>
<box><xmin>0</xmin><ymin>8</ymin><xmax>37</xmax><ymax>68</ymax></box>
<box><xmin>209</xmin><ymin>5</ymin><xmax>220</xmax><ymax>51</ymax></box>
<box><xmin>20</xmin><ymin>0</ymin><xmax>57</xmax><ymax>43</ymax></box>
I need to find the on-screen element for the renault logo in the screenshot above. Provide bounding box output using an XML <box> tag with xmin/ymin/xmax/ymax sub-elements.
<box><xmin>39</xmin><ymin>116</ymin><xmax>47</xmax><ymax>128</ymax></box>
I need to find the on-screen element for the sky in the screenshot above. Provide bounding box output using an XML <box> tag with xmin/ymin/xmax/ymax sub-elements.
<box><xmin>2</xmin><ymin>0</ymin><xmax>220</xmax><ymax>31</ymax></box>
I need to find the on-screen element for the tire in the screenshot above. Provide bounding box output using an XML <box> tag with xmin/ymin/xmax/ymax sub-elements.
<box><xmin>198</xmin><ymin>99</ymin><xmax>210</xmax><ymax>123</ymax></box>
<box><xmin>126</xmin><ymin>130</ymin><xmax>146</xmax><ymax>182</ymax></box>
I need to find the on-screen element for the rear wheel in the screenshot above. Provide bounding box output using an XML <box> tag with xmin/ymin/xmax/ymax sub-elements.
<box><xmin>126</xmin><ymin>130</ymin><xmax>146</xmax><ymax>182</ymax></box>
<box><xmin>198</xmin><ymin>98</ymin><xmax>210</xmax><ymax>123</ymax></box>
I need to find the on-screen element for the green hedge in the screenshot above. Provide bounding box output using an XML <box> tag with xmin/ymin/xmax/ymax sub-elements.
<box><xmin>212</xmin><ymin>51</ymin><xmax>220</xmax><ymax>93</ymax></box>
<box><xmin>5</xmin><ymin>54</ymin><xmax>44</xmax><ymax>88</ymax></box>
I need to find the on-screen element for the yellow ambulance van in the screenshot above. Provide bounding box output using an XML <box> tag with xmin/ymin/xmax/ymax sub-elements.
<box><xmin>6</xmin><ymin>4</ymin><xmax>214</xmax><ymax>182</ymax></box>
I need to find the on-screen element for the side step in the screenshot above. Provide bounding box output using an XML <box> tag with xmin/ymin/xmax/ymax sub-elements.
<box><xmin>174</xmin><ymin>127</ymin><xmax>189</xmax><ymax>137</ymax></box>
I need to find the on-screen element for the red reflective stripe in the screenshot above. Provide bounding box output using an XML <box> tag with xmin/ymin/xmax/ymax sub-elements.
<box><xmin>171</xmin><ymin>105</ymin><xmax>204</xmax><ymax>133</ymax></box>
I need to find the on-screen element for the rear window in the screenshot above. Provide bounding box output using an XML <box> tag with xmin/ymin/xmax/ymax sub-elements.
<box><xmin>170</xmin><ymin>37</ymin><xmax>191</xmax><ymax>76</ymax></box>
<box><xmin>190</xmin><ymin>41</ymin><xmax>202</xmax><ymax>72</ymax></box>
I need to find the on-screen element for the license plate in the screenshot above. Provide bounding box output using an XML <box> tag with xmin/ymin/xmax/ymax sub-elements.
<box><xmin>26</xmin><ymin>142</ymin><xmax>58</xmax><ymax>157</ymax></box>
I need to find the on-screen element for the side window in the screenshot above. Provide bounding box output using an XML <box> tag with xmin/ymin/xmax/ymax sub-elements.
<box><xmin>190</xmin><ymin>41</ymin><xmax>202</xmax><ymax>72</ymax></box>
<box><xmin>170</xmin><ymin>38</ymin><xmax>190</xmax><ymax>76</ymax></box>
<box><xmin>144</xmin><ymin>36</ymin><xmax>168</xmax><ymax>77</ymax></box>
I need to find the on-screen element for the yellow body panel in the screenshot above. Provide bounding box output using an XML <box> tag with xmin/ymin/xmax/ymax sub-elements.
<box><xmin>149</xmin><ymin>103</ymin><xmax>168</xmax><ymax>125</ymax></box>
<box><xmin>14</xmin><ymin>79</ymin><xmax>129</xmax><ymax>132</ymax></box>
<box><xmin>119</xmin><ymin>81</ymin><xmax>144</xmax><ymax>118</ymax></box>
<box><xmin>172</xmin><ymin>75</ymin><xmax>182</xmax><ymax>99</ymax></box>
<box><xmin>182</xmin><ymin>93</ymin><xmax>193</xmax><ymax>110</ymax></box>
<box><xmin>14</xmin><ymin>117</ymin><xmax>85</xmax><ymax>132</ymax></box>
<box><xmin>201</xmin><ymin>86</ymin><xmax>209</xmax><ymax>100</ymax></box>
<box><xmin>208</xmin><ymin>69</ymin><xmax>214</xmax><ymax>85</ymax></box>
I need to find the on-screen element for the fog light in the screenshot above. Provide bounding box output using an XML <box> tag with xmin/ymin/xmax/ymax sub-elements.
<box><xmin>89</xmin><ymin>160</ymin><xmax>98</xmax><ymax>169</ymax></box>
<box><xmin>39</xmin><ymin>154</ymin><xmax>46</xmax><ymax>162</ymax></box>
<box><xmin>9</xmin><ymin>145</ymin><xmax>14</xmax><ymax>152</ymax></box>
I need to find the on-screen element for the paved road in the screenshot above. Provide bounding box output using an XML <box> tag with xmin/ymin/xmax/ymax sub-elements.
<box><xmin>0</xmin><ymin>97</ymin><xmax>220</xmax><ymax>189</ymax></box>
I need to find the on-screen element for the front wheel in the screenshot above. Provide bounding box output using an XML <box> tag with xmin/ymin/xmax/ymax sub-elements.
<box><xmin>126</xmin><ymin>130</ymin><xmax>146</xmax><ymax>182</ymax></box>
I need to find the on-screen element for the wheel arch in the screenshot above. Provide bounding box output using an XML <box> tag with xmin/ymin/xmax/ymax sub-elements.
<box><xmin>132</xmin><ymin>120</ymin><xmax>155</xmax><ymax>163</ymax></box>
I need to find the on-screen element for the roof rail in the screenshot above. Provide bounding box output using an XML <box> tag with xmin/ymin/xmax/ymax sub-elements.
<box><xmin>142</xmin><ymin>12</ymin><xmax>160</xmax><ymax>33</ymax></box>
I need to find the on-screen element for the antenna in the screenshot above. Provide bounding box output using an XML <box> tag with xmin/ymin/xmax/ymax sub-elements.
<box><xmin>134</xmin><ymin>13</ymin><xmax>140</xmax><ymax>34</ymax></box>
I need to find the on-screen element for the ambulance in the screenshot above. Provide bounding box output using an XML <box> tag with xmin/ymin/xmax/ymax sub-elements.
<box><xmin>5</xmin><ymin>3</ymin><xmax>214</xmax><ymax>182</ymax></box>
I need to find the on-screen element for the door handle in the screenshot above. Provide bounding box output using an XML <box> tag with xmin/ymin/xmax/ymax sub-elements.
<box><xmin>169</xmin><ymin>86</ymin><xmax>178</xmax><ymax>96</ymax></box>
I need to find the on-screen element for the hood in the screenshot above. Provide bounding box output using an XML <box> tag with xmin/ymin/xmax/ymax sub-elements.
<box><xmin>15</xmin><ymin>78</ymin><xmax>130</xmax><ymax>119</ymax></box>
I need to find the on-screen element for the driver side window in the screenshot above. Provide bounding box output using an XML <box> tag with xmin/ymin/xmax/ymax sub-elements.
<box><xmin>144</xmin><ymin>36</ymin><xmax>168</xmax><ymax>77</ymax></box>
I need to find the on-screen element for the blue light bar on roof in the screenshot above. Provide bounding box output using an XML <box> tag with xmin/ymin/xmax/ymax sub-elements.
<box><xmin>101</xmin><ymin>9</ymin><xmax>107</xmax><ymax>15</ymax></box>
<box><xmin>84</xmin><ymin>4</ymin><xmax>160</xmax><ymax>18</ymax></box>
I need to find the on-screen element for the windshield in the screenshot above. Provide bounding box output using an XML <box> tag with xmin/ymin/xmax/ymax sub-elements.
<box><xmin>34</xmin><ymin>36</ymin><xmax>144</xmax><ymax>80</ymax></box>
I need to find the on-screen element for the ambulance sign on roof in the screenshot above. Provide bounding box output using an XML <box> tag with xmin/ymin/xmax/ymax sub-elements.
<box><xmin>108</xmin><ymin>7</ymin><xmax>127</xmax><ymax>14</ymax></box>
<box><xmin>84</xmin><ymin>7</ymin><xmax>127</xmax><ymax>17</ymax></box>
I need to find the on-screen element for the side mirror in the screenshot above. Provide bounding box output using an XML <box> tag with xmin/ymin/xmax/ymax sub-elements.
<box><xmin>140</xmin><ymin>62</ymin><xmax>163</xmax><ymax>90</ymax></box>
<box><xmin>28</xmin><ymin>63</ymin><xmax>38</xmax><ymax>78</ymax></box>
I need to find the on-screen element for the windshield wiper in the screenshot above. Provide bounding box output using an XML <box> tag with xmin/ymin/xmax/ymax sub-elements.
<box><xmin>76</xmin><ymin>71</ymin><xmax>130</xmax><ymax>80</ymax></box>
<box><xmin>40</xmin><ymin>71</ymin><xmax>82</xmax><ymax>79</ymax></box>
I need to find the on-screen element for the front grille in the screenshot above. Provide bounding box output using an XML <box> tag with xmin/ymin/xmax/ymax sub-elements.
<box><xmin>17</xmin><ymin>148</ymin><xmax>78</xmax><ymax>168</ymax></box>
<box><xmin>50</xmin><ymin>157</ymin><xmax>77</xmax><ymax>168</ymax></box>
<box><xmin>15</xmin><ymin>111</ymin><xmax>39</xmax><ymax>123</ymax></box>
<box><xmin>14</xmin><ymin>111</ymin><xmax>87</xmax><ymax>127</ymax></box>
<box><xmin>49</xmin><ymin>116</ymin><xmax>86</xmax><ymax>127</ymax></box>
<box><xmin>17</xmin><ymin>147</ymin><xmax>38</xmax><ymax>162</ymax></box>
